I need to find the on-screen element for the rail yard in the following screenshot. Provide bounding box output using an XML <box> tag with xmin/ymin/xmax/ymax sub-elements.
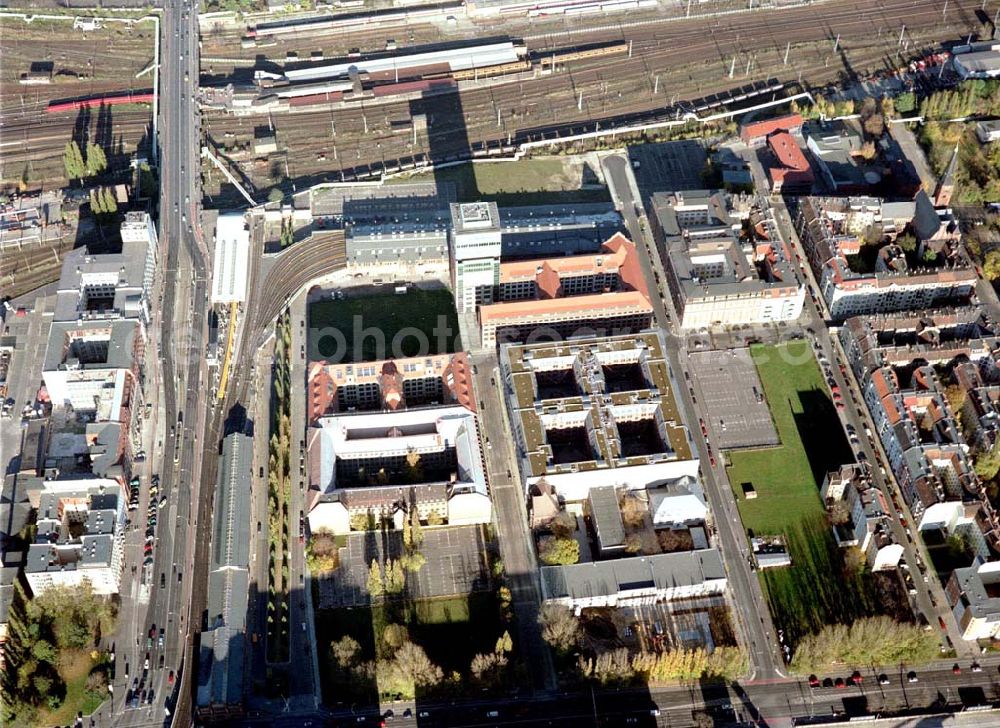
<box><xmin>0</xmin><ymin>14</ymin><xmax>157</xmax><ymax>190</ymax></box>
<box><xmin>199</xmin><ymin>0</ymin><xmax>991</xmax><ymax>200</ymax></box>
<box><xmin>0</xmin><ymin>14</ymin><xmax>157</xmax><ymax>298</ymax></box>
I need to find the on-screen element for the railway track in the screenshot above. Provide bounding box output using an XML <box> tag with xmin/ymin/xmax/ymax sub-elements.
<box><xmin>202</xmin><ymin>0</ymin><xmax>986</xmax><ymax>191</ymax></box>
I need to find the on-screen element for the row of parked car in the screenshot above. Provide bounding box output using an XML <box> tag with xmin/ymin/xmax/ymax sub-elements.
<box><xmin>809</xmin><ymin>663</ymin><xmax>985</xmax><ymax>689</ymax></box>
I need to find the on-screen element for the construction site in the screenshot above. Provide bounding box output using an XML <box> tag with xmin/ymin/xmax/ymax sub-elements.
<box><xmin>197</xmin><ymin>0</ymin><xmax>994</xmax><ymax>204</ymax></box>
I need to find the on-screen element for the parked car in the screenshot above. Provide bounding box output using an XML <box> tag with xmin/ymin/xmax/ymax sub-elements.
<box><xmin>907</xmin><ymin>671</ymin><xmax>918</xmax><ymax>683</ymax></box>
<box><xmin>808</xmin><ymin>674</ymin><xmax>820</xmax><ymax>687</ymax></box>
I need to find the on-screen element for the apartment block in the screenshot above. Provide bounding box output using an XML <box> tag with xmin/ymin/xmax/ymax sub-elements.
<box><xmin>42</xmin><ymin>319</ymin><xmax>143</xmax><ymax>422</ymax></box>
<box><xmin>55</xmin><ymin>212</ymin><xmax>158</xmax><ymax>326</ymax></box>
<box><xmin>649</xmin><ymin>190</ymin><xmax>803</xmax><ymax>329</ymax></box>
<box><xmin>23</xmin><ymin>478</ymin><xmax>126</xmax><ymax>596</ymax></box>
<box><xmin>797</xmin><ymin>195</ymin><xmax>974</xmax><ymax>321</ymax></box>
<box><xmin>821</xmin><ymin>463</ymin><xmax>903</xmax><ymax>571</ymax></box>
<box><xmin>500</xmin><ymin>331</ymin><xmax>697</xmax><ymax>501</ymax></box>
<box><xmin>839</xmin><ymin>313</ymin><xmax>1000</xmax><ymax>587</ymax></box>
<box><xmin>305</xmin><ymin>351</ymin><xmax>475</xmax><ymax>423</ymax></box>
<box><xmin>478</xmin><ymin>232</ymin><xmax>653</xmax><ymax>347</ymax></box>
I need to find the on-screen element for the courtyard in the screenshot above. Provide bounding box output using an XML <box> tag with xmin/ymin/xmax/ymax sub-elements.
<box><xmin>316</xmin><ymin>524</ymin><xmax>492</xmax><ymax>609</ymax></box>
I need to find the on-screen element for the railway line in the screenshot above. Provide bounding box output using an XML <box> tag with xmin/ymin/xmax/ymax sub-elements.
<box><xmin>201</xmin><ymin>0</ymin><xmax>987</xmax><ymax>197</ymax></box>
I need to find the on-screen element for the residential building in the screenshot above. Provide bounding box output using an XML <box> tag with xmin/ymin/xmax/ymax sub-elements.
<box><xmin>23</xmin><ymin>478</ymin><xmax>126</xmax><ymax>596</ymax></box>
<box><xmin>649</xmin><ymin>190</ymin><xmax>803</xmax><ymax>329</ymax></box>
<box><xmin>500</xmin><ymin>332</ymin><xmax>697</xmax><ymax>501</ymax></box>
<box><xmin>840</xmin><ymin>307</ymin><xmax>1000</xmax><ymax>381</ymax></box>
<box><xmin>197</xmin><ymin>432</ymin><xmax>251</xmax><ymax>718</ymax></box>
<box><xmin>306</xmin><ymin>404</ymin><xmax>490</xmax><ymax>535</ymax></box>
<box><xmin>51</xmin><ymin>212</ymin><xmax>158</xmax><ymax>326</ymax></box>
<box><xmin>838</xmin><ymin>313</ymin><xmax>1000</xmax><ymax>601</ymax></box>
<box><xmin>540</xmin><ymin>549</ymin><xmax>726</xmax><ymax>612</ymax></box>
<box><xmin>947</xmin><ymin>558</ymin><xmax>1000</xmax><ymax>640</ymax></box>
<box><xmin>42</xmin><ymin>319</ymin><xmax>143</xmax><ymax>422</ymax></box>
<box><xmin>797</xmin><ymin>196</ymin><xmax>975</xmax><ymax>321</ymax></box>
<box><xmin>478</xmin><ymin>232</ymin><xmax>653</xmax><ymax>347</ymax></box>
<box><xmin>952</xmin><ymin>359</ymin><xmax>1000</xmax><ymax>452</ymax></box>
<box><xmin>821</xmin><ymin>463</ymin><xmax>903</xmax><ymax>571</ymax></box>
<box><xmin>306</xmin><ymin>352</ymin><xmax>475</xmax><ymax>424</ymax></box>
<box><xmin>211</xmin><ymin>213</ymin><xmax>251</xmax><ymax>304</ymax></box>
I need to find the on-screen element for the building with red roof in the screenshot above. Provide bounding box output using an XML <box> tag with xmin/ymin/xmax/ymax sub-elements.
<box><xmin>477</xmin><ymin>232</ymin><xmax>653</xmax><ymax>347</ymax></box>
<box><xmin>766</xmin><ymin>131</ymin><xmax>814</xmax><ymax>193</ymax></box>
<box><xmin>306</xmin><ymin>351</ymin><xmax>476</xmax><ymax>424</ymax></box>
<box><xmin>739</xmin><ymin>113</ymin><xmax>803</xmax><ymax>147</ymax></box>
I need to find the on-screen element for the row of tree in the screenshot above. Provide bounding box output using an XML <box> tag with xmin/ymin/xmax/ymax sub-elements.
<box><xmin>329</xmin><ymin>624</ymin><xmax>515</xmax><ymax>699</ymax></box>
<box><xmin>537</xmin><ymin>604</ymin><xmax>746</xmax><ymax>684</ymax></box>
<box><xmin>62</xmin><ymin>141</ymin><xmax>108</xmax><ymax>183</ymax></box>
<box><xmin>577</xmin><ymin>645</ymin><xmax>747</xmax><ymax>685</ymax></box>
<box><xmin>266</xmin><ymin>312</ymin><xmax>294</xmax><ymax>664</ymax></box>
<box><xmin>89</xmin><ymin>187</ymin><xmax>119</xmax><ymax>216</ymax></box>
<box><xmin>919</xmin><ymin>79</ymin><xmax>1000</xmax><ymax>121</ymax></box>
<box><xmin>789</xmin><ymin>616</ymin><xmax>939</xmax><ymax>673</ymax></box>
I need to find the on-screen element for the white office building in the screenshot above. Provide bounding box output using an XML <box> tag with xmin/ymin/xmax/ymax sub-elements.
<box><xmin>211</xmin><ymin>213</ymin><xmax>251</xmax><ymax>304</ymax></box>
<box><xmin>307</xmin><ymin>405</ymin><xmax>492</xmax><ymax>534</ymax></box>
<box><xmin>449</xmin><ymin>202</ymin><xmax>502</xmax><ymax>313</ymax></box>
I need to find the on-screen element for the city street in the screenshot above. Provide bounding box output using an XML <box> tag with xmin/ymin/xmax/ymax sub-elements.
<box><xmin>472</xmin><ymin>354</ymin><xmax>557</xmax><ymax>691</ymax></box>
<box><xmin>602</xmin><ymin>151</ymin><xmax>784</xmax><ymax>679</ymax></box>
<box><xmin>106</xmin><ymin>0</ymin><xmax>210</xmax><ymax>723</ymax></box>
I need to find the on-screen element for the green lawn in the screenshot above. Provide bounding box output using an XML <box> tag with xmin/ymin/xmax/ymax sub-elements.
<box><xmin>35</xmin><ymin>650</ymin><xmax>106</xmax><ymax>726</ymax></box>
<box><xmin>309</xmin><ymin>288</ymin><xmax>461</xmax><ymax>363</ymax></box>
<box><xmin>726</xmin><ymin>342</ymin><xmax>874</xmax><ymax>645</ymax></box>
<box><xmin>390</xmin><ymin>158</ymin><xmax>611</xmax><ymax>206</ymax></box>
<box><xmin>727</xmin><ymin>342</ymin><xmax>847</xmax><ymax>534</ymax></box>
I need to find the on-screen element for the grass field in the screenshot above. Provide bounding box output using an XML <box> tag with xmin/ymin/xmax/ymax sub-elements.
<box><xmin>726</xmin><ymin>342</ymin><xmax>875</xmax><ymax>645</ymax></box>
<box><xmin>391</xmin><ymin>158</ymin><xmax>611</xmax><ymax>206</ymax></box>
<box><xmin>35</xmin><ymin>650</ymin><xmax>105</xmax><ymax>726</ymax></box>
<box><xmin>309</xmin><ymin>288</ymin><xmax>461</xmax><ymax>363</ymax></box>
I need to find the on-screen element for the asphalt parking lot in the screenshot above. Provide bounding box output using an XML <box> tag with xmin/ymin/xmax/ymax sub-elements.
<box><xmin>316</xmin><ymin>524</ymin><xmax>491</xmax><ymax>608</ymax></box>
<box><xmin>627</xmin><ymin>140</ymin><xmax>708</xmax><ymax>195</ymax></box>
<box><xmin>688</xmin><ymin>348</ymin><xmax>778</xmax><ymax>450</ymax></box>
